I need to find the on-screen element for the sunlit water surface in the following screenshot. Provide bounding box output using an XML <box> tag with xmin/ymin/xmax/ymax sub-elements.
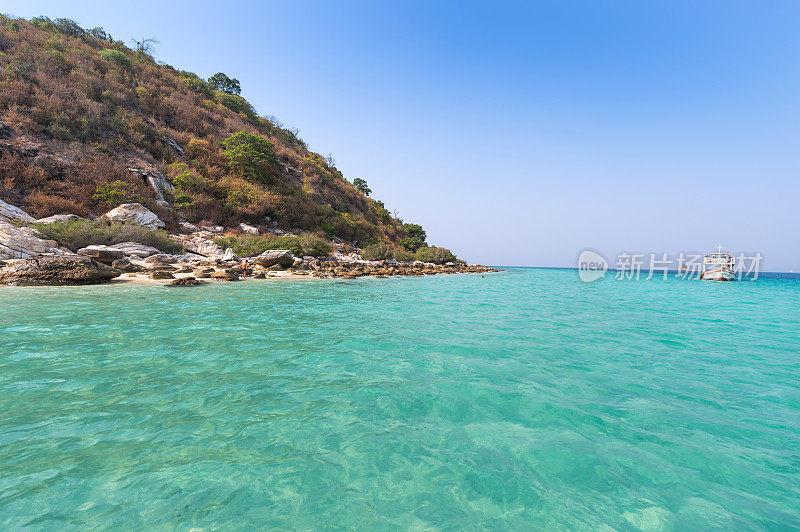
<box><xmin>1</xmin><ymin>269</ymin><xmax>799</xmax><ymax>529</ymax></box>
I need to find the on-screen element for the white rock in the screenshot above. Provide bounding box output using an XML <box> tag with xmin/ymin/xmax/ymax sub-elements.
<box><xmin>179</xmin><ymin>221</ymin><xmax>199</xmax><ymax>233</ymax></box>
<box><xmin>0</xmin><ymin>199</ymin><xmax>34</xmax><ymax>223</ymax></box>
<box><xmin>0</xmin><ymin>221</ymin><xmax>68</xmax><ymax>260</ymax></box>
<box><xmin>170</xmin><ymin>233</ymin><xmax>223</xmax><ymax>258</ymax></box>
<box><xmin>239</xmin><ymin>223</ymin><xmax>259</xmax><ymax>235</ymax></box>
<box><xmin>129</xmin><ymin>168</ymin><xmax>174</xmax><ymax>208</ymax></box>
<box><xmin>100</xmin><ymin>203</ymin><xmax>164</xmax><ymax>229</ymax></box>
<box><xmin>222</xmin><ymin>248</ymin><xmax>239</xmax><ymax>261</ymax></box>
<box><xmin>77</xmin><ymin>245</ymin><xmax>126</xmax><ymax>262</ymax></box>
<box><xmin>174</xmin><ymin>252</ymin><xmax>208</xmax><ymax>263</ymax></box>
<box><xmin>33</xmin><ymin>214</ymin><xmax>80</xmax><ymax>224</ymax></box>
<box><xmin>112</xmin><ymin>241</ymin><xmax>161</xmax><ymax>258</ymax></box>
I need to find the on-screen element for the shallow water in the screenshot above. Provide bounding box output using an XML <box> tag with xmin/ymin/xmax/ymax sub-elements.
<box><xmin>1</xmin><ymin>269</ymin><xmax>799</xmax><ymax>529</ymax></box>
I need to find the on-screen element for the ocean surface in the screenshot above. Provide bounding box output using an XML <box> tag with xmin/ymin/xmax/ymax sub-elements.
<box><xmin>1</xmin><ymin>268</ymin><xmax>798</xmax><ymax>530</ymax></box>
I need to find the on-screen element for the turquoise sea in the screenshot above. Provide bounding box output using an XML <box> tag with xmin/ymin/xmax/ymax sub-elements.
<box><xmin>1</xmin><ymin>268</ymin><xmax>798</xmax><ymax>530</ymax></box>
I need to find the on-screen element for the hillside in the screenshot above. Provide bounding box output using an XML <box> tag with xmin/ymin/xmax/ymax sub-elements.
<box><xmin>0</xmin><ymin>15</ymin><xmax>454</xmax><ymax>262</ymax></box>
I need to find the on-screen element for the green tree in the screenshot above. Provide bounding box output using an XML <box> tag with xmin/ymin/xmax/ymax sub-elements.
<box><xmin>208</xmin><ymin>72</ymin><xmax>241</xmax><ymax>95</ymax></box>
<box><xmin>99</xmin><ymin>49</ymin><xmax>131</xmax><ymax>68</ymax></box>
<box><xmin>353</xmin><ymin>178</ymin><xmax>371</xmax><ymax>196</ymax></box>
<box><xmin>221</xmin><ymin>131</ymin><xmax>277</xmax><ymax>183</ymax></box>
<box><xmin>54</xmin><ymin>18</ymin><xmax>86</xmax><ymax>37</ymax></box>
<box><xmin>400</xmin><ymin>223</ymin><xmax>426</xmax><ymax>252</ymax></box>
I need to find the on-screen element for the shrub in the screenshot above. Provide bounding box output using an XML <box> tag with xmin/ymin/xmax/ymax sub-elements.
<box><xmin>169</xmin><ymin>162</ymin><xmax>221</xmax><ymax>197</ymax></box>
<box><xmin>415</xmin><ymin>245</ymin><xmax>456</xmax><ymax>264</ymax></box>
<box><xmin>186</xmin><ymin>137</ymin><xmax>212</xmax><ymax>159</ymax></box>
<box><xmin>88</xmin><ymin>27</ymin><xmax>111</xmax><ymax>41</ymax></box>
<box><xmin>394</xmin><ymin>249</ymin><xmax>415</xmax><ymax>262</ymax></box>
<box><xmin>7</xmin><ymin>60</ymin><xmax>34</xmax><ymax>82</ymax></box>
<box><xmin>99</xmin><ymin>49</ymin><xmax>131</xmax><ymax>68</ymax></box>
<box><xmin>221</xmin><ymin>131</ymin><xmax>277</xmax><ymax>183</ymax></box>
<box><xmin>29</xmin><ymin>16</ymin><xmax>56</xmax><ymax>31</ymax></box>
<box><xmin>92</xmin><ymin>180</ymin><xmax>141</xmax><ymax>205</ymax></box>
<box><xmin>215</xmin><ymin>92</ymin><xmax>255</xmax><ymax>118</ymax></box>
<box><xmin>31</xmin><ymin>218</ymin><xmax>181</xmax><ymax>253</ymax></box>
<box><xmin>213</xmin><ymin>233</ymin><xmax>331</xmax><ymax>258</ymax></box>
<box><xmin>361</xmin><ymin>242</ymin><xmax>394</xmax><ymax>261</ymax></box>
<box><xmin>53</xmin><ymin>18</ymin><xmax>86</xmax><ymax>38</ymax></box>
<box><xmin>372</xmin><ymin>200</ymin><xmax>391</xmax><ymax>223</ymax></box>
<box><xmin>182</xmin><ymin>75</ymin><xmax>213</xmax><ymax>99</ymax></box>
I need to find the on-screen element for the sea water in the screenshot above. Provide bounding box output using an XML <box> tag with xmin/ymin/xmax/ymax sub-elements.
<box><xmin>1</xmin><ymin>269</ymin><xmax>798</xmax><ymax>529</ymax></box>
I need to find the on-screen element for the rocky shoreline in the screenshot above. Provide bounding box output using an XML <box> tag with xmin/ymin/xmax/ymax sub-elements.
<box><xmin>0</xmin><ymin>200</ymin><xmax>499</xmax><ymax>286</ymax></box>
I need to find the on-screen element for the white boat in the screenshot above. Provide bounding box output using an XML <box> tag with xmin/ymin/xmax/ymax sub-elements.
<box><xmin>701</xmin><ymin>245</ymin><xmax>736</xmax><ymax>281</ymax></box>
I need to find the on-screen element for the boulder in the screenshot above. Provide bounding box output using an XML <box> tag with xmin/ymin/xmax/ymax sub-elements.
<box><xmin>179</xmin><ymin>221</ymin><xmax>199</xmax><ymax>233</ymax></box>
<box><xmin>150</xmin><ymin>271</ymin><xmax>175</xmax><ymax>280</ymax></box>
<box><xmin>192</xmin><ymin>267</ymin><xmax>214</xmax><ymax>278</ymax></box>
<box><xmin>222</xmin><ymin>248</ymin><xmax>238</xmax><ymax>261</ymax></box>
<box><xmin>171</xmin><ymin>233</ymin><xmax>224</xmax><ymax>258</ymax></box>
<box><xmin>0</xmin><ymin>199</ymin><xmax>34</xmax><ymax>223</ymax></box>
<box><xmin>34</xmin><ymin>214</ymin><xmax>80</xmax><ymax>225</ymax></box>
<box><xmin>167</xmin><ymin>276</ymin><xmax>204</xmax><ymax>286</ymax></box>
<box><xmin>112</xmin><ymin>257</ymin><xmax>144</xmax><ymax>272</ymax></box>
<box><xmin>77</xmin><ymin>245</ymin><xmax>125</xmax><ymax>263</ymax></box>
<box><xmin>0</xmin><ymin>254</ymin><xmax>120</xmax><ymax>285</ymax></box>
<box><xmin>145</xmin><ymin>253</ymin><xmax>178</xmax><ymax>265</ymax></box>
<box><xmin>239</xmin><ymin>223</ymin><xmax>259</xmax><ymax>235</ymax></box>
<box><xmin>253</xmin><ymin>249</ymin><xmax>294</xmax><ymax>268</ymax></box>
<box><xmin>0</xmin><ymin>221</ymin><xmax>68</xmax><ymax>260</ymax></box>
<box><xmin>210</xmin><ymin>269</ymin><xmax>238</xmax><ymax>281</ymax></box>
<box><xmin>101</xmin><ymin>203</ymin><xmax>164</xmax><ymax>229</ymax></box>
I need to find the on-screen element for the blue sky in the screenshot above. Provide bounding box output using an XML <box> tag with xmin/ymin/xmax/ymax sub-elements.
<box><xmin>6</xmin><ymin>1</ymin><xmax>800</xmax><ymax>269</ymax></box>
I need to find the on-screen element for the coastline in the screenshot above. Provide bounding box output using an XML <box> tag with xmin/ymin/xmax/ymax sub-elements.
<box><xmin>0</xmin><ymin>258</ymin><xmax>501</xmax><ymax>287</ymax></box>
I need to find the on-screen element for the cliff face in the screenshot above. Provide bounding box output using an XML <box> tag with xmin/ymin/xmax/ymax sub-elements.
<box><xmin>0</xmin><ymin>15</ymin><xmax>401</xmax><ymax>246</ymax></box>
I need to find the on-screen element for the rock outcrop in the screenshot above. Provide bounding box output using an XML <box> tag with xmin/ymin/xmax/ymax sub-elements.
<box><xmin>128</xmin><ymin>168</ymin><xmax>175</xmax><ymax>208</ymax></box>
<box><xmin>0</xmin><ymin>199</ymin><xmax>35</xmax><ymax>223</ymax></box>
<box><xmin>170</xmin><ymin>230</ymin><xmax>224</xmax><ymax>258</ymax></box>
<box><xmin>0</xmin><ymin>221</ymin><xmax>68</xmax><ymax>260</ymax></box>
<box><xmin>101</xmin><ymin>203</ymin><xmax>165</xmax><ymax>229</ymax></box>
<box><xmin>0</xmin><ymin>254</ymin><xmax>120</xmax><ymax>285</ymax></box>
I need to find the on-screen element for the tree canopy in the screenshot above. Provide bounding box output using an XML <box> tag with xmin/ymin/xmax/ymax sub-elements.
<box><xmin>353</xmin><ymin>178</ymin><xmax>371</xmax><ymax>196</ymax></box>
<box><xmin>208</xmin><ymin>72</ymin><xmax>241</xmax><ymax>95</ymax></box>
<box><xmin>221</xmin><ymin>131</ymin><xmax>277</xmax><ymax>183</ymax></box>
<box><xmin>400</xmin><ymin>223</ymin><xmax>427</xmax><ymax>252</ymax></box>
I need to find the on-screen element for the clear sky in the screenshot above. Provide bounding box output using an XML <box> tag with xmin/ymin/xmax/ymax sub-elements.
<box><xmin>6</xmin><ymin>1</ymin><xmax>800</xmax><ymax>270</ymax></box>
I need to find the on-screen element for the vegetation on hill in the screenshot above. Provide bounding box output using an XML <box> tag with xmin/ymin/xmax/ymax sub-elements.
<box><xmin>0</xmin><ymin>14</ymin><xmax>456</xmax><ymax>259</ymax></box>
<box><xmin>31</xmin><ymin>218</ymin><xmax>180</xmax><ymax>253</ymax></box>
